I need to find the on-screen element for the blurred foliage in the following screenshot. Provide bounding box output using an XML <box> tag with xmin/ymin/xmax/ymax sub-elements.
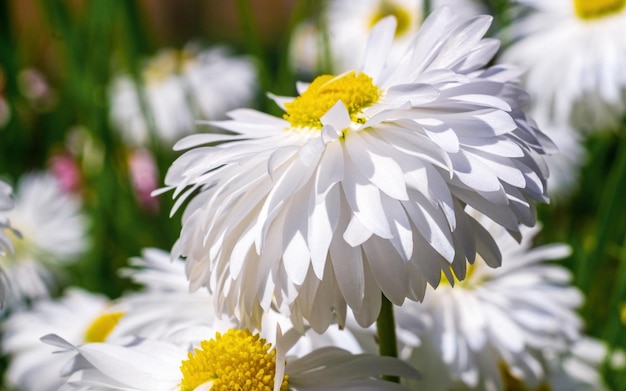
<box><xmin>0</xmin><ymin>0</ymin><xmax>625</xmax><ymax>389</ymax></box>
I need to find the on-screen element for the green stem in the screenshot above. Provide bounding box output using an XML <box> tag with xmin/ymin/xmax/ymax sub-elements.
<box><xmin>377</xmin><ymin>294</ymin><xmax>399</xmax><ymax>383</ymax></box>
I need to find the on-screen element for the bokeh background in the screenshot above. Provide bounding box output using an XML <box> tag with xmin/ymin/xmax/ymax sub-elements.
<box><xmin>1</xmin><ymin>0</ymin><xmax>625</xmax><ymax>388</ymax></box>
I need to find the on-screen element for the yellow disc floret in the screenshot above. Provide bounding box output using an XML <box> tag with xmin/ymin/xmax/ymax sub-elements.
<box><xmin>179</xmin><ymin>329</ymin><xmax>289</xmax><ymax>391</ymax></box>
<box><xmin>573</xmin><ymin>0</ymin><xmax>626</xmax><ymax>19</ymax></box>
<box><xmin>283</xmin><ymin>71</ymin><xmax>382</xmax><ymax>129</ymax></box>
<box><xmin>83</xmin><ymin>311</ymin><xmax>124</xmax><ymax>343</ymax></box>
<box><xmin>369</xmin><ymin>1</ymin><xmax>415</xmax><ymax>37</ymax></box>
<box><xmin>439</xmin><ymin>261</ymin><xmax>480</xmax><ymax>288</ymax></box>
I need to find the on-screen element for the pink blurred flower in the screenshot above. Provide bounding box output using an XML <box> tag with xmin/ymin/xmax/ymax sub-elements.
<box><xmin>128</xmin><ymin>148</ymin><xmax>160</xmax><ymax>213</ymax></box>
<box><xmin>49</xmin><ymin>153</ymin><xmax>82</xmax><ymax>194</ymax></box>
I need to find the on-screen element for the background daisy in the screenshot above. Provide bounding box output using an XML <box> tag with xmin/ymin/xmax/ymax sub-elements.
<box><xmin>0</xmin><ymin>179</ymin><xmax>18</xmax><ymax>308</ymax></box>
<box><xmin>502</xmin><ymin>0</ymin><xmax>626</xmax><ymax>131</ymax></box>
<box><xmin>110</xmin><ymin>45</ymin><xmax>258</xmax><ymax>147</ymax></box>
<box><xmin>1</xmin><ymin>288</ymin><xmax>114</xmax><ymax>391</ymax></box>
<box><xmin>390</xmin><ymin>210</ymin><xmax>589</xmax><ymax>390</ymax></box>
<box><xmin>0</xmin><ymin>172</ymin><xmax>88</xmax><ymax>306</ymax></box>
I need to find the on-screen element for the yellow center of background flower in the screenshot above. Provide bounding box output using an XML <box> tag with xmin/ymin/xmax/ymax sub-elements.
<box><xmin>83</xmin><ymin>311</ymin><xmax>124</xmax><ymax>343</ymax></box>
<box><xmin>573</xmin><ymin>0</ymin><xmax>626</xmax><ymax>19</ymax></box>
<box><xmin>179</xmin><ymin>329</ymin><xmax>289</xmax><ymax>391</ymax></box>
<box><xmin>440</xmin><ymin>262</ymin><xmax>481</xmax><ymax>288</ymax></box>
<box><xmin>283</xmin><ymin>71</ymin><xmax>381</xmax><ymax>129</ymax></box>
<box><xmin>368</xmin><ymin>1</ymin><xmax>415</xmax><ymax>37</ymax></box>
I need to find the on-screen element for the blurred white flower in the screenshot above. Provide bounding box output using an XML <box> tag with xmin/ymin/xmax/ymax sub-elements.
<box><xmin>110</xmin><ymin>46</ymin><xmax>257</xmax><ymax>146</ymax></box>
<box><xmin>393</xmin><ymin>210</ymin><xmax>584</xmax><ymax>390</ymax></box>
<box><xmin>0</xmin><ymin>172</ymin><xmax>88</xmax><ymax>305</ymax></box>
<box><xmin>45</xmin><ymin>325</ymin><xmax>419</xmax><ymax>391</ymax></box>
<box><xmin>1</xmin><ymin>288</ymin><xmax>115</xmax><ymax>391</ymax></box>
<box><xmin>0</xmin><ymin>179</ymin><xmax>18</xmax><ymax>308</ymax></box>
<box><xmin>163</xmin><ymin>7</ymin><xmax>553</xmax><ymax>332</ymax></box>
<box><xmin>542</xmin><ymin>337</ymin><xmax>609</xmax><ymax>391</ymax></box>
<box><xmin>502</xmin><ymin>0</ymin><xmax>626</xmax><ymax>131</ymax></box>
<box><xmin>0</xmin><ymin>179</ymin><xmax>17</xmax><ymax>256</ymax></box>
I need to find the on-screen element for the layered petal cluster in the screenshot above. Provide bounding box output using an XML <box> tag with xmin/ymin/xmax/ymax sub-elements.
<box><xmin>502</xmin><ymin>0</ymin><xmax>626</xmax><ymax>131</ymax></box>
<box><xmin>393</xmin><ymin>210</ymin><xmax>584</xmax><ymax>390</ymax></box>
<box><xmin>164</xmin><ymin>7</ymin><xmax>553</xmax><ymax>332</ymax></box>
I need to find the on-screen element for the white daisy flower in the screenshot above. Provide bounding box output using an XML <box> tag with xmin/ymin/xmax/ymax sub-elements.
<box><xmin>1</xmin><ymin>172</ymin><xmax>88</xmax><ymax>305</ymax></box>
<box><xmin>163</xmin><ymin>7</ymin><xmax>553</xmax><ymax>332</ymax></box>
<box><xmin>392</xmin><ymin>210</ymin><xmax>584</xmax><ymax>390</ymax></box>
<box><xmin>44</xmin><ymin>325</ymin><xmax>419</xmax><ymax>391</ymax></box>
<box><xmin>501</xmin><ymin>0</ymin><xmax>626</xmax><ymax>131</ymax></box>
<box><xmin>1</xmin><ymin>288</ymin><xmax>116</xmax><ymax>391</ymax></box>
<box><xmin>110</xmin><ymin>46</ymin><xmax>257</xmax><ymax>147</ymax></box>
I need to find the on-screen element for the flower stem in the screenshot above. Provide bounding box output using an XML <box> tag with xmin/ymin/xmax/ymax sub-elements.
<box><xmin>377</xmin><ymin>294</ymin><xmax>399</xmax><ymax>383</ymax></box>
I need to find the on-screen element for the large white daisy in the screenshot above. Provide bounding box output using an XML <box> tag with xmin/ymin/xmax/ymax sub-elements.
<box><xmin>163</xmin><ymin>7</ymin><xmax>553</xmax><ymax>333</ymax></box>
<box><xmin>502</xmin><ymin>0</ymin><xmax>626</xmax><ymax>131</ymax></box>
<box><xmin>45</xmin><ymin>324</ymin><xmax>419</xmax><ymax>391</ymax></box>
<box><xmin>0</xmin><ymin>172</ymin><xmax>88</xmax><ymax>305</ymax></box>
<box><xmin>110</xmin><ymin>46</ymin><xmax>257</xmax><ymax>147</ymax></box>
<box><xmin>392</xmin><ymin>211</ymin><xmax>584</xmax><ymax>390</ymax></box>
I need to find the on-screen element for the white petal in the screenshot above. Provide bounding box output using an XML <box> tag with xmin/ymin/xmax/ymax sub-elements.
<box><xmin>361</xmin><ymin>16</ymin><xmax>397</xmax><ymax>81</ymax></box>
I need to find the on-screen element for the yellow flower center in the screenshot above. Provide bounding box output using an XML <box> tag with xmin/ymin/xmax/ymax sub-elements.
<box><xmin>144</xmin><ymin>49</ymin><xmax>195</xmax><ymax>83</ymax></box>
<box><xmin>83</xmin><ymin>311</ymin><xmax>124</xmax><ymax>343</ymax></box>
<box><xmin>573</xmin><ymin>0</ymin><xmax>626</xmax><ymax>19</ymax></box>
<box><xmin>283</xmin><ymin>71</ymin><xmax>382</xmax><ymax>129</ymax></box>
<box><xmin>368</xmin><ymin>1</ymin><xmax>415</xmax><ymax>37</ymax></box>
<box><xmin>439</xmin><ymin>261</ymin><xmax>479</xmax><ymax>288</ymax></box>
<box><xmin>179</xmin><ymin>329</ymin><xmax>289</xmax><ymax>391</ymax></box>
